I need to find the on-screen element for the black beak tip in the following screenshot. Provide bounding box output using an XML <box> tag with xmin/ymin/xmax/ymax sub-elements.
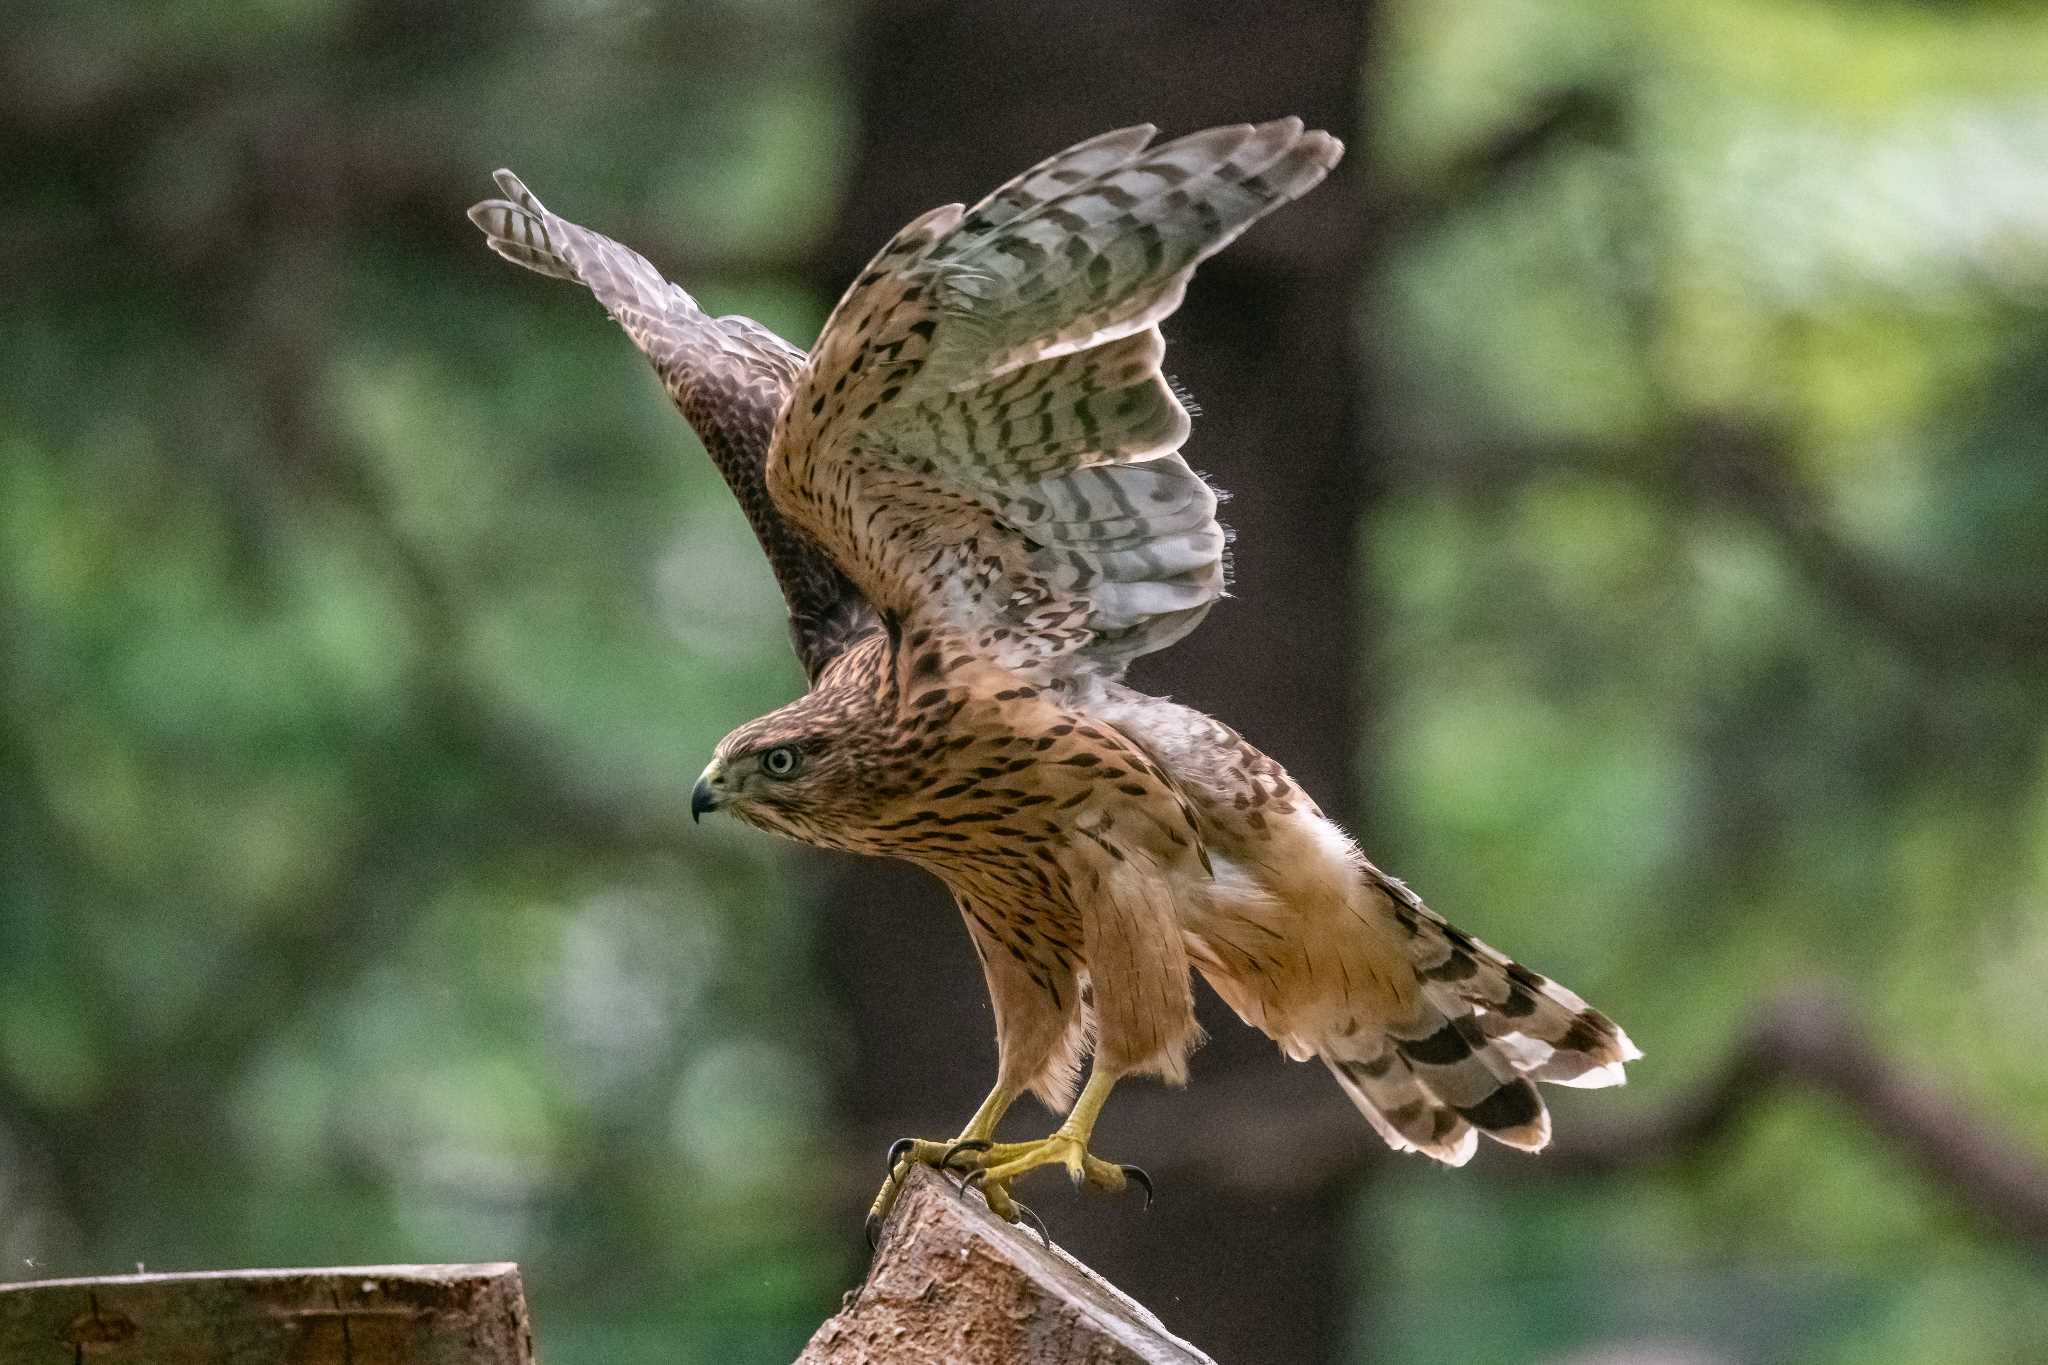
<box><xmin>691</xmin><ymin>778</ymin><xmax>716</xmax><ymax>824</ymax></box>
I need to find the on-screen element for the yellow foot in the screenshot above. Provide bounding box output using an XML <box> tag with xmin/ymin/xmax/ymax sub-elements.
<box><xmin>865</xmin><ymin>1136</ymin><xmax>995</xmax><ymax>1246</ymax></box>
<box><xmin>963</xmin><ymin>1134</ymin><xmax>1153</xmax><ymax>1225</ymax></box>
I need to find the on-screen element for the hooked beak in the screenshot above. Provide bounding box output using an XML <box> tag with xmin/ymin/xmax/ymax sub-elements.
<box><xmin>691</xmin><ymin>768</ymin><xmax>721</xmax><ymax>823</ymax></box>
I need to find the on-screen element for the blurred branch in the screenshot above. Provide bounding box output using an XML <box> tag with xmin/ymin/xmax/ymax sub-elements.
<box><xmin>1409</xmin><ymin>414</ymin><xmax>2048</xmax><ymax>672</ymax></box>
<box><xmin>0</xmin><ymin>10</ymin><xmax>816</xmax><ymax>283</ymax></box>
<box><xmin>826</xmin><ymin>989</ymin><xmax>2048</xmax><ymax>1259</ymax></box>
<box><xmin>232</xmin><ymin>241</ymin><xmax>721</xmax><ymax>865</ymax></box>
<box><xmin>1544</xmin><ymin>991</ymin><xmax>2048</xmax><ymax>1253</ymax></box>
<box><xmin>23</xmin><ymin>163</ymin><xmax>736</xmax><ymax>1139</ymax></box>
<box><xmin>1675</xmin><ymin>416</ymin><xmax>2048</xmax><ymax>669</ymax></box>
<box><xmin>1389</xmin><ymin>72</ymin><xmax>2048</xmax><ymax>676</ymax></box>
<box><xmin>1377</xmin><ymin>83</ymin><xmax>1626</xmax><ymax>237</ymax></box>
<box><xmin>107</xmin><ymin>489</ymin><xmax>712</xmax><ymax>1117</ymax></box>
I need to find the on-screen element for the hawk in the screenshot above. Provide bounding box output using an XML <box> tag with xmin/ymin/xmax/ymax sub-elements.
<box><xmin>469</xmin><ymin>119</ymin><xmax>1639</xmax><ymax>1235</ymax></box>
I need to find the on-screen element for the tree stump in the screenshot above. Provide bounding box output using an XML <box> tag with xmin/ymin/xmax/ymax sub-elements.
<box><xmin>0</xmin><ymin>1188</ymin><xmax>1217</xmax><ymax>1364</ymax></box>
<box><xmin>798</xmin><ymin>1167</ymin><xmax>1216</xmax><ymax>1365</ymax></box>
<box><xmin>0</xmin><ymin>1263</ymin><xmax>531</xmax><ymax>1364</ymax></box>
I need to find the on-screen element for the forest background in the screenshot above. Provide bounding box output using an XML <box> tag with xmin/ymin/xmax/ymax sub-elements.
<box><xmin>5</xmin><ymin>2</ymin><xmax>2047</xmax><ymax>1362</ymax></box>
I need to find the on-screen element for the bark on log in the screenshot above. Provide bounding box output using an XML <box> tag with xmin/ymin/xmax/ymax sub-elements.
<box><xmin>0</xmin><ymin>1263</ymin><xmax>532</xmax><ymax>1365</ymax></box>
<box><xmin>797</xmin><ymin>1168</ymin><xmax>1215</xmax><ymax>1365</ymax></box>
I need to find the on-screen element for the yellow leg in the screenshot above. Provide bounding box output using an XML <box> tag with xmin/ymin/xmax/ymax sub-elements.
<box><xmin>967</xmin><ymin>1067</ymin><xmax>1151</xmax><ymax>1223</ymax></box>
<box><xmin>865</xmin><ymin>1084</ymin><xmax>1018</xmax><ymax>1244</ymax></box>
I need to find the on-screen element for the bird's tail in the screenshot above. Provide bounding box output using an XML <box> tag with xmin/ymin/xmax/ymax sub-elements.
<box><xmin>1319</xmin><ymin>868</ymin><xmax>1639</xmax><ymax>1166</ymax></box>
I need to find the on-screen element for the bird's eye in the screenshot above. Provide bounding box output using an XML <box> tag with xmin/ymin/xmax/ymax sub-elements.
<box><xmin>759</xmin><ymin>745</ymin><xmax>802</xmax><ymax>779</ymax></box>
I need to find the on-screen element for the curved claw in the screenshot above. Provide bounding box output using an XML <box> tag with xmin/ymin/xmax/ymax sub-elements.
<box><xmin>864</xmin><ymin>1211</ymin><xmax>882</xmax><ymax>1250</ymax></box>
<box><xmin>957</xmin><ymin>1169</ymin><xmax>1048</xmax><ymax>1244</ymax></box>
<box><xmin>1012</xmin><ymin>1198</ymin><xmax>1051</xmax><ymax>1247</ymax></box>
<box><xmin>940</xmin><ymin>1138</ymin><xmax>993</xmax><ymax>1171</ymax></box>
<box><xmin>885</xmin><ymin>1137</ymin><xmax>916</xmax><ymax>1173</ymax></box>
<box><xmin>1119</xmin><ymin>1162</ymin><xmax>1154</xmax><ymax>1209</ymax></box>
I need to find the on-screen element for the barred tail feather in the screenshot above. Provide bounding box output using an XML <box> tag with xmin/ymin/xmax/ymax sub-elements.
<box><xmin>1322</xmin><ymin>1035</ymin><xmax>1479</xmax><ymax>1166</ymax></box>
<box><xmin>1321</xmin><ymin>866</ymin><xmax>1638</xmax><ymax>1165</ymax></box>
<box><xmin>1321</xmin><ymin>1008</ymin><xmax>1551</xmax><ymax>1164</ymax></box>
<box><xmin>1371</xmin><ymin>866</ymin><xmax>1641</xmax><ymax>1087</ymax></box>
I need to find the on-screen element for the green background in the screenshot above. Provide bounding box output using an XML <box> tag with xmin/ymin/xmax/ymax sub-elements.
<box><xmin>4</xmin><ymin>2</ymin><xmax>2045</xmax><ymax>1362</ymax></box>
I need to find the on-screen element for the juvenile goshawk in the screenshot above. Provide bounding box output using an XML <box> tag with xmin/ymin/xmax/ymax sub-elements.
<box><xmin>469</xmin><ymin>119</ymin><xmax>1639</xmax><ymax>1236</ymax></box>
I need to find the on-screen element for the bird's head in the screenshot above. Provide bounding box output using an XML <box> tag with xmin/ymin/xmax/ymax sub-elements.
<box><xmin>692</xmin><ymin>689</ymin><xmax>887</xmax><ymax>850</ymax></box>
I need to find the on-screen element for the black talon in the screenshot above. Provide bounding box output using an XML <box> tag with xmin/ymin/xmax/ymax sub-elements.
<box><xmin>1119</xmin><ymin>1163</ymin><xmax>1155</xmax><ymax>1209</ymax></box>
<box><xmin>864</xmin><ymin>1211</ymin><xmax>882</xmax><ymax>1250</ymax></box>
<box><xmin>940</xmin><ymin>1138</ymin><xmax>993</xmax><ymax>1171</ymax></box>
<box><xmin>885</xmin><ymin>1137</ymin><xmax>916</xmax><ymax>1173</ymax></box>
<box><xmin>1012</xmin><ymin>1199</ymin><xmax>1051</xmax><ymax>1247</ymax></box>
<box><xmin>955</xmin><ymin>1169</ymin><xmax>1047</xmax><ymax>1244</ymax></box>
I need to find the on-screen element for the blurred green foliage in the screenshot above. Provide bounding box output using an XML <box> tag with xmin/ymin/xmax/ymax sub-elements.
<box><xmin>2</xmin><ymin>0</ymin><xmax>2044</xmax><ymax>1363</ymax></box>
<box><xmin>3</xmin><ymin>1</ymin><xmax>858</xmax><ymax>1355</ymax></box>
<box><xmin>1364</xmin><ymin>2</ymin><xmax>2048</xmax><ymax>1361</ymax></box>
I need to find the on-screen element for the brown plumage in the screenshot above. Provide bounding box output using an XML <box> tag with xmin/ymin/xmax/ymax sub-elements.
<box><xmin>469</xmin><ymin>119</ymin><xmax>1638</xmax><ymax>1222</ymax></box>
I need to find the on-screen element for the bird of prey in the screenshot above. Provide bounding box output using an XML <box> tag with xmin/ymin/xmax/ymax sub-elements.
<box><xmin>469</xmin><ymin>119</ymin><xmax>1639</xmax><ymax>1236</ymax></box>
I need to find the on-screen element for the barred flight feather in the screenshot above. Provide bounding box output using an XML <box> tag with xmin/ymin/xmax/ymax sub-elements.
<box><xmin>771</xmin><ymin>117</ymin><xmax>1341</xmax><ymax>678</ymax></box>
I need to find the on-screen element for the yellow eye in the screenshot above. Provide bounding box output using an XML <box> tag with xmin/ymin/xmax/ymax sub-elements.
<box><xmin>760</xmin><ymin>745</ymin><xmax>802</xmax><ymax>778</ymax></box>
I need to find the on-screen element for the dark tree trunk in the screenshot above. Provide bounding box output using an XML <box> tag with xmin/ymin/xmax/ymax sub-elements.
<box><xmin>806</xmin><ymin>5</ymin><xmax>1379</xmax><ymax>1361</ymax></box>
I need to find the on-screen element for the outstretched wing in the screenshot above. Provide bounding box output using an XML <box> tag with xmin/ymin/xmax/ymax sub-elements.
<box><xmin>765</xmin><ymin>119</ymin><xmax>1342</xmax><ymax>680</ymax></box>
<box><xmin>468</xmin><ymin>172</ymin><xmax>876</xmax><ymax>679</ymax></box>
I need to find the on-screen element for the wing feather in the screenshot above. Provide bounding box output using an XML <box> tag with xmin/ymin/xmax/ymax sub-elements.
<box><xmin>468</xmin><ymin>172</ymin><xmax>876</xmax><ymax>676</ymax></box>
<box><xmin>766</xmin><ymin>120</ymin><xmax>1343</xmax><ymax>679</ymax></box>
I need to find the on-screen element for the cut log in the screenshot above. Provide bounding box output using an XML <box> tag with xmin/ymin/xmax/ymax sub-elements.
<box><xmin>0</xmin><ymin>1262</ymin><xmax>531</xmax><ymax>1364</ymax></box>
<box><xmin>797</xmin><ymin>1167</ymin><xmax>1215</xmax><ymax>1365</ymax></box>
